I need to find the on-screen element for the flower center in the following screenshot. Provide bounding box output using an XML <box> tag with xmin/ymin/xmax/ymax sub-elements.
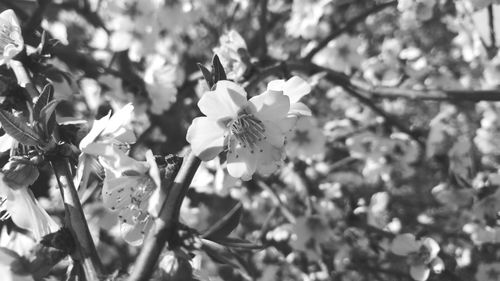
<box><xmin>229</xmin><ymin>113</ymin><xmax>266</xmax><ymax>152</ymax></box>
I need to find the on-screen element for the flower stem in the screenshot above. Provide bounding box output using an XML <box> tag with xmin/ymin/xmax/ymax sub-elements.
<box><xmin>127</xmin><ymin>152</ymin><xmax>201</xmax><ymax>281</ymax></box>
<box><xmin>51</xmin><ymin>157</ymin><xmax>104</xmax><ymax>280</ymax></box>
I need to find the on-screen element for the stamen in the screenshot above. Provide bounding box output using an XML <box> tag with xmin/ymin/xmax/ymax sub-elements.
<box><xmin>228</xmin><ymin>113</ymin><xmax>266</xmax><ymax>150</ymax></box>
<box><xmin>0</xmin><ymin>197</ymin><xmax>10</xmax><ymax>221</ymax></box>
<box><xmin>0</xmin><ymin>211</ymin><xmax>10</xmax><ymax>221</ymax></box>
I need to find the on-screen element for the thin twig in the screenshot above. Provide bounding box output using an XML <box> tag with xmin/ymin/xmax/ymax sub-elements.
<box><xmin>9</xmin><ymin>57</ymin><xmax>103</xmax><ymax>280</ymax></box>
<box><xmin>489</xmin><ymin>4</ymin><xmax>496</xmax><ymax>48</ymax></box>
<box><xmin>303</xmin><ymin>1</ymin><xmax>397</xmax><ymax>61</ymax></box>
<box><xmin>257</xmin><ymin>0</ymin><xmax>268</xmax><ymax>58</ymax></box>
<box><xmin>256</xmin><ymin>179</ymin><xmax>296</xmax><ymax>224</ymax></box>
<box><xmin>127</xmin><ymin>152</ymin><xmax>201</xmax><ymax>281</ymax></box>
<box><xmin>341</xmin><ymin>84</ymin><xmax>424</xmax><ymax>146</ymax></box>
<box><xmin>51</xmin><ymin>157</ymin><xmax>104</xmax><ymax>280</ymax></box>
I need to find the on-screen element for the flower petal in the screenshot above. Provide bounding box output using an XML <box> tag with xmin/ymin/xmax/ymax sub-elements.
<box><xmin>410</xmin><ymin>264</ymin><xmax>430</xmax><ymax>281</ymax></box>
<box><xmin>391</xmin><ymin>233</ymin><xmax>419</xmax><ymax>256</ymax></box>
<box><xmin>289</xmin><ymin>102</ymin><xmax>312</xmax><ymax>117</ymax></box>
<box><xmin>283</xmin><ymin>76</ymin><xmax>311</xmax><ymax>103</ymax></box>
<box><xmin>186</xmin><ymin>117</ymin><xmax>226</xmax><ymax>161</ymax></box>
<box><xmin>421</xmin><ymin>237</ymin><xmax>440</xmax><ymax>260</ymax></box>
<box><xmin>102</xmin><ymin>175</ymin><xmax>146</xmax><ymax>210</ymax></box>
<box><xmin>83</xmin><ymin>143</ymin><xmax>148</xmax><ymax>176</ymax></box>
<box><xmin>0</xmin><ymin>134</ymin><xmax>13</xmax><ymax>152</ymax></box>
<box><xmin>102</xmin><ymin>103</ymin><xmax>135</xmax><ymax>143</ymax></box>
<box><xmin>227</xmin><ymin>141</ymin><xmax>257</xmax><ymax>180</ymax></box>
<box><xmin>249</xmin><ymin>91</ymin><xmax>290</xmax><ymax>121</ymax></box>
<box><xmin>262</xmin><ymin>120</ymin><xmax>285</xmax><ymax>147</ymax></box>
<box><xmin>0</xmin><ymin>180</ymin><xmax>59</xmax><ymax>240</ymax></box>
<box><xmin>79</xmin><ymin>112</ymin><xmax>111</xmax><ymax>149</ymax></box>
<box><xmin>198</xmin><ymin>80</ymin><xmax>247</xmax><ymax>120</ymax></box>
<box><xmin>255</xmin><ymin>142</ymin><xmax>284</xmax><ymax>176</ymax></box>
<box><xmin>430</xmin><ymin>257</ymin><xmax>444</xmax><ymax>273</ymax></box>
<box><xmin>119</xmin><ymin>208</ymin><xmax>155</xmax><ymax>246</ymax></box>
<box><xmin>267</xmin><ymin>76</ymin><xmax>311</xmax><ymax>104</ymax></box>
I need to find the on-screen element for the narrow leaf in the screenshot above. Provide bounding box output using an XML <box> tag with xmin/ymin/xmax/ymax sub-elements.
<box><xmin>197</xmin><ymin>63</ymin><xmax>214</xmax><ymax>88</ymax></box>
<box><xmin>212</xmin><ymin>55</ymin><xmax>227</xmax><ymax>84</ymax></box>
<box><xmin>0</xmin><ymin>110</ymin><xmax>44</xmax><ymax>146</ymax></box>
<box><xmin>39</xmin><ymin>99</ymin><xmax>61</xmax><ymax>138</ymax></box>
<box><xmin>201</xmin><ymin>239</ymin><xmax>249</xmax><ymax>277</ymax></box>
<box><xmin>33</xmin><ymin>84</ymin><xmax>54</xmax><ymax>120</ymax></box>
<box><xmin>202</xmin><ymin>202</ymin><xmax>243</xmax><ymax>240</ymax></box>
<box><xmin>214</xmin><ymin>237</ymin><xmax>263</xmax><ymax>250</ymax></box>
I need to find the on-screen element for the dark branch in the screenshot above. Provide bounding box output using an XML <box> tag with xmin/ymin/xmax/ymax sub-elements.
<box><xmin>303</xmin><ymin>1</ymin><xmax>398</xmax><ymax>61</ymax></box>
<box><xmin>127</xmin><ymin>153</ymin><xmax>201</xmax><ymax>281</ymax></box>
<box><xmin>489</xmin><ymin>4</ymin><xmax>496</xmax><ymax>48</ymax></box>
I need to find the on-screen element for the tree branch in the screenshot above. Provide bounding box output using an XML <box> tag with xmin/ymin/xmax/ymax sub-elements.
<box><xmin>342</xmin><ymin>84</ymin><xmax>425</xmax><ymax>145</ymax></box>
<box><xmin>302</xmin><ymin>1</ymin><xmax>397</xmax><ymax>61</ymax></box>
<box><xmin>51</xmin><ymin>157</ymin><xmax>104</xmax><ymax>280</ymax></box>
<box><xmin>257</xmin><ymin>0</ymin><xmax>268</xmax><ymax>58</ymax></box>
<box><xmin>247</xmin><ymin>60</ymin><xmax>500</xmax><ymax>101</ymax></box>
<box><xmin>127</xmin><ymin>152</ymin><xmax>201</xmax><ymax>281</ymax></box>
<box><xmin>489</xmin><ymin>4</ymin><xmax>496</xmax><ymax>48</ymax></box>
<box><xmin>245</xmin><ymin>61</ymin><xmax>424</xmax><ymax>145</ymax></box>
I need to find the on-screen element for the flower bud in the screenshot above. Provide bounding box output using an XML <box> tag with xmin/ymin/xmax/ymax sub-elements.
<box><xmin>2</xmin><ymin>157</ymin><xmax>39</xmax><ymax>189</ymax></box>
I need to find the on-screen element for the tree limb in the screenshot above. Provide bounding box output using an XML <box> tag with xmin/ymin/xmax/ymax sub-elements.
<box><xmin>303</xmin><ymin>1</ymin><xmax>398</xmax><ymax>61</ymax></box>
<box><xmin>127</xmin><ymin>152</ymin><xmax>201</xmax><ymax>281</ymax></box>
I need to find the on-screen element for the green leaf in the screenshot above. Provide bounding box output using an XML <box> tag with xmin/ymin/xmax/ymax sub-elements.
<box><xmin>0</xmin><ymin>110</ymin><xmax>44</xmax><ymax>147</ymax></box>
<box><xmin>33</xmin><ymin>84</ymin><xmax>54</xmax><ymax>120</ymax></box>
<box><xmin>197</xmin><ymin>63</ymin><xmax>214</xmax><ymax>88</ymax></box>
<box><xmin>201</xmin><ymin>239</ymin><xmax>249</xmax><ymax>277</ymax></box>
<box><xmin>202</xmin><ymin>202</ymin><xmax>242</xmax><ymax>240</ymax></box>
<box><xmin>214</xmin><ymin>237</ymin><xmax>263</xmax><ymax>250</ymax></box>
<box><xmin>212</xmin><ymin>55</ymin><xmax>227</xmax><ymax>84</ymax></box>
<box><xmin>39</xmin><ymin>99</ymin><xmax>61</xmax><ymax>138</ymax></box>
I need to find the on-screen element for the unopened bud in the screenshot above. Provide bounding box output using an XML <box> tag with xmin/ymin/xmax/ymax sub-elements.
<box><xmin>2</xmin><ymin>157</ymin><xmax>39</xmax><ymax>189</ymax></box>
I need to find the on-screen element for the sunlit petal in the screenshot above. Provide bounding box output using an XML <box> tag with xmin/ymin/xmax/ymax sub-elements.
<box><xmin>250</xmin><ymin>91</ymin><xmax>290</xmax><ymax>121</ymax></box>
<box><xmin>198</xmin><ymin>80</ymin><xmax>247</xmax><ymax>120</ymax></box>
<box><xmin>186</xmin><ymin>117</ymin><xmax>226</xmax><ymax>161</ymax></box>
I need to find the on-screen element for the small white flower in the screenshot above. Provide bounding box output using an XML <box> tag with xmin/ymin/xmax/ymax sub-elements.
<box><xmin>91</xmin><ymin>144</ymin><xmax>160</xmax><ymax>246</ymax></box>
<box><xmin>313</xmin><ymin>34</ymin><xmax>364</xmax><ymax>73</ymax></box>
<box><xmin>391</xmin><ymin>233</ymin><xmax>444</xmax><ymax>281</ymax></box>
<box><xmin>143</xmin><ymin>57</ymin><xmax>183</xmax><ymax>115</ymax></box>
<box><xmin>0</xmin><ymin>173</ymin><xmax>59</xmax><ymax>240</ymax></box>
<box><xmin>75</xmin><ymin>103</ymin><xmax>136</xmax><ymax>190</ymax></box>
<box><xmin>213</xmin><ymin>30</ymin><xmax>248</xmax><ymax>80</ymax></box>
<box><xmin>285</xmin><ymin>116</ymin><xmax>325</xmax><ymax>159</ymax></box>
<box><xmin>266</xmin><ymin>76</ymin><xmax>312</xmax><ymax>117</ymax></box>
<box><xmin>187</xmin><ymin>80</ymin><xmax>293</xmax><ymax>180</ymax></box>
<box><xmin>0</xmin><ymin>9</ymin><xmax>23</xmax><ymax>66</ymax></box>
